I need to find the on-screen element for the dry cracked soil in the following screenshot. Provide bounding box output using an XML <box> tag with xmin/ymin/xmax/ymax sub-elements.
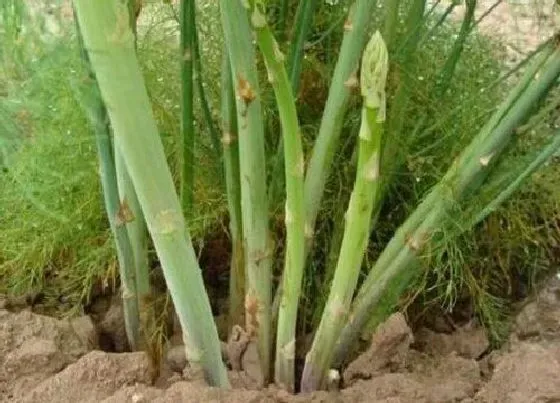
<box><xmin>2</xmin><ymin>275</ymin><xmax>560</xmax><ymax>403</ymax></box>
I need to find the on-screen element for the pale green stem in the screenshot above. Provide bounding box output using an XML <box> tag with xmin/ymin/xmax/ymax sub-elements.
<box><xmin>115</xmin><ymin>150</ymin><xmax>151</xmax><ymax>344</ymax></box>
<box><xmin>304</xmin><ymin>0</ymin><xmax>378</xmax><ymax>244</ymax></box>
<box><xmin>73</xmin><ymin>0</ymin><xmax>229</xmax><ymax>387</ymax></box>
<box><xmin>220</xmin><ymin>0</ymin><xmax>273</xmax><ymax>384</ymax></box>
<box><xmin>221</xmin><ymin>51</ymin><xmax>245</xmax><ymax>332</ymax></box>
<box><xmin>120</xmin><ymin>0</ymin><xmax>151</xmax><ymax>348</ymax></box>
<box><xmin>246</xmin><ymin>2</ymin><xmax>307</xmax><ymax>391</ymax></box>
<box><xmin>301</xmin><ymin>31</ymin><xmax>388</xmax><ymax>392</ymax></box>
<box><xmin>74</xmin><ymin>9</ymin><xmax>140</xmax><ymax>351</ymax></box>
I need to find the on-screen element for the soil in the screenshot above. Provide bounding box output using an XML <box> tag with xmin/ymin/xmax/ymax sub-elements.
<box><xmin>2</xmin><ymin>274</ymin><xmax>560</xmax><ymax>402</ymax></box>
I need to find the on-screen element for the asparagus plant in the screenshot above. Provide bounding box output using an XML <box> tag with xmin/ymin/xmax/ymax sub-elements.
<box><xmin>332</xmin><ymin>39</ymin><xmax>560</xmax><ymax>367</ymax></box>
<box><xmin>301</xmin><ymin>31</ymin><xmax>389</xmax><ymax>392</ymax></box>
<box><xmin>73</xmin><ymin>0</ymin><xmax>229</xmax><ymax>387</ymax></box>
<box><xmin>271</xmin><ymin>0</ymin><xmax>379</xmax><ymax>328</ymax></box>
<box><xmin>73</xmin><ymin>12</ymin><xmax>140</xmax><ymax>351</ymax></box>
<box><xmin>220</xmin><ymin>0</ymin><xmax>273</xmax><ymax>383</ymax></box>
<box><xmin>245</xmin><ymin>1</ymin><xmax>307</xmax><ymax>390</ymax></box>
<box><xmin>117</xmin><ymin>0</ymin><xmax>151</xmax><ymax>348</ymax></box>
<box><xmin>180</xmin><ymin>0</ymin><xmax>196</xmax><ymax>211</ymax></box>
<box><xmin>302</xmin><ymin>0</ymin><xmax>379</xmax><ymax>239</ymax></box>
<box><xmin>287</xmin><ymin>0</ymin><xmax>318</xmax><ymax>94</ymax></box>
<box><xmin>114</xmin><ymin>150</ymin><xmax>151</xmax><ymax>347</ymax></box>
<box><xmin>221</xmin><ymin>51</ymin><xmax>245</xmax><ymax>332</ymax></box>
<box><xmin>436</xmin><ymin>0</ymin><xmax>477</xmax><ymax>95</ymax></box>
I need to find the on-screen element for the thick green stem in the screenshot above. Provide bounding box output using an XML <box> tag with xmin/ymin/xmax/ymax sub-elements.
<box><xmin>220</xmin><ymin>0</ymin><xmax>272</xmax><ymax>384</ymax></box>
<box><xmin>301</xmin><ymin>32</ymin><xmax>388</xmax><ymax>392</ymax></box>
<box><xmin>221</xmin><ymin>51</ymin><xmax>245</xmax><ymax>332</ymax></box>
<box><xmin>246</xmin><ymin>2</ymin><xmax>306</xmax><ymax>391</ymax></box>
<box><xmin>73</xmin><ymin>0</ymin><xmax>229</xmax><ymax>387</ymax></box>
<box><xmin>180</xmin><ymin>0</ymin><xmax>195</xmax><ymax>212</ymax></box>
<box><xmin>332</xmin><ymin>42</ymin><xmax>560</xmax><ymax>367</ymax></box>
<box><xmin>304</xmin><ymin>0</ymin><xmax>378</xmax><ymax>243</ymax></box>
<box><xmin>74</xmin><ymin>10</ymin><xmax>140</xmax><ymax>352</ymax></box>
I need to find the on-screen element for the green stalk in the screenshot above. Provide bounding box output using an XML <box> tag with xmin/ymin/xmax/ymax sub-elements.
<box><xmin>114</xmin><ymin>151</ymin><xmax>151</xmax><ymax>346</ymax></box>
<box><xmin>73</xmin><ymin>0</ymin><xmax>229</xmax><ymax>387</ymax></box>
<box><xmin>287</xmin><ymin>0</ymin><xmax>318</xmax><ymax>94</ymax></box>
<box><xmin>382</xmin><ymin>0</ymin><xmax>426</xmax><ymax>173</ymax></box>
<box><xmin>73</xmin><ymin>9</ymin><xmax>140</xmax><ymax>352</ymax></box>
<box><xmin>246</xmin><ymin>2</ymin><xmax>306</xmax><ymax>391</ymax></box>
<box><xmin>221</xmin><ymin>51</ymin><xmax>245</xmax><ymax>332</ymax></box>
<box><xmin>436</xmin><ymin>0</ymin><xmax>476</xmax><ymax>95</ymax></box>
<box><xmin>220</xmin><ymin>0</ymin><xmax>273</xmax><ymax>383</ymax></box>
<box><xmin>193</xmin><ymin>23</ymin><xmax>222</xmax><ymax>159</ymax></box>
<box><xmin>180</xmin><ymin>0</ymin><xmax>195</xmax><ymax>211</ymax></box>
<box><xmin>304</xmin><ymin>0</ymin><xmax>378</xmax><ymax>243</ymax></box>
<box><xmin>277</xmin><ymin>0</ymin><xmax>290</xmax><ymax>42</ymax></box>
<box><xmin>301</xmin><ymin>32</ymin><xmax>388</xmax><ymax>392</ymax></box>
<box><xmin>332</xmin><ymin>42</ymin><xmax>560</xmax><ymax>367</ymax></box>
<box><xmin>120</xmin><ymin>0</ymin><xmax>151</xmax><ymax>348</ymax></box>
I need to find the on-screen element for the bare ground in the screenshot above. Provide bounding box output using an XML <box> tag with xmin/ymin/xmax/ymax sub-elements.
<box><xmin>2</xmin><ymin>275</ymin><xmax>560</xmax><ymax>403</ymax></box>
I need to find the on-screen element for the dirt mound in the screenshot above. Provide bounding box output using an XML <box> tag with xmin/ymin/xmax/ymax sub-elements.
<box><xmin>0</xmin><ymin>308</ymin><xmax>97</xmax><ymax>401</ymax></box>
<box><xmin>16</xmin><ymin>351</ymin><xmax>152</xmax><ymax>403</ymax></box>
<box><xmin>474</xmin><ymin>342</ymin><xmax>560</xmax><ymax>402</ymax></box>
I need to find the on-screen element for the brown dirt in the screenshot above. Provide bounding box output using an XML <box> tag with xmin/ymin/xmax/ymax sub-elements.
<box><xmin>2</xmin><ymin>274</ymin><xmax>560</xmax><ymax>402</ymax></box>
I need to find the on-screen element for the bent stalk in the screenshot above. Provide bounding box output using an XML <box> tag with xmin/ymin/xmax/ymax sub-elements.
<box><xmin>73</xmin><ymin>0</ymin><xmax>229</xmax><ymax>387</ymax></box>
